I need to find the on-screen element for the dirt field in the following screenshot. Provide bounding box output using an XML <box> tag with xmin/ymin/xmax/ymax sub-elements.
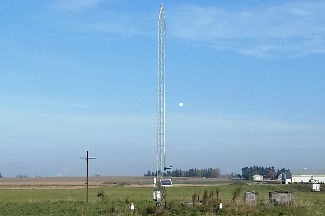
<box><xmin>0</xmin><ymin>176</ymin><xmax>232</xmax><ymax>189</ymax></box>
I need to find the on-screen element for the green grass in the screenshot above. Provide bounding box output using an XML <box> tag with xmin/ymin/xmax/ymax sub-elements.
<box><xmin>0</xmin><ymin>189</ymin><xmax>85</xmax><ymax>202</ymax></box>
<box><xmin>0</xmin><ymin>184</ymin><xmax>324</xmax><ymax>215</ymax></box>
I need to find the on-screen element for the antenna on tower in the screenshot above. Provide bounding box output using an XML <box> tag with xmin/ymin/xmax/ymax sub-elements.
<box><xmin>153</xmin><ymin>3</ymin><xmax>172</xmax><ymax>207</ymax></box>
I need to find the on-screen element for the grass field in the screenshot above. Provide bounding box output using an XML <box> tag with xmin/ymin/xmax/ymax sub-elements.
<box><xmin>0</xmin><ymin>177</ymin><xmax>324</xmax><ymax>215</ymax></box>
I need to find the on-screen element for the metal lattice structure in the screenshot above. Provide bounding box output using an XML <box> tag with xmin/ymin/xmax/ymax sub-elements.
<box><xmin>157</xmin><ymin>3</ymin><xmax>166</xmax><ymax>182</ymax></box>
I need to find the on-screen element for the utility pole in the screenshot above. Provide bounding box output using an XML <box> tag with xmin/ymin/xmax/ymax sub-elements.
<box><xmin>81</xmin><ymin>150</ymin><xmax>96</xmax><ymax>203</ymax></box>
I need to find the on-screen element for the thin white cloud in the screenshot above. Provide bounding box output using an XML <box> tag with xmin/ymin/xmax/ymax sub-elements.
<box><xmin>52</xmin><ymin>0</ymin><xmax>101</xmax><ymax>11</ymax></box>
<box><xmin>168</xmin><ymin>112</ymin><xmax>325</xmax><ymax>148</ymax></box>
<box><xmin>85</xmin><ymin>17</ymin><xmax>150</xmax><ymax>36</ymax></box>
<box><xmin>49</xmin><ymin>5</ymin><xmax>152</xmax><ymax>37</ymax></box>
<box><xmin>169</xmin><ymin>2</ymin><xmax>325</xmax><ymax>58</ymax></box>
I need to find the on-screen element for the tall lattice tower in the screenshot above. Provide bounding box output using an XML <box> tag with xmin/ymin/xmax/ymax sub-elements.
<box><xmin>153</xmin><ymin>3</ymin><xmax>171</xmax><ymax>206</ymax></box>
<box><xmin>157</xmin><ymin>3</ymin><xmax>166</xmax><ymax>182</ymax></box>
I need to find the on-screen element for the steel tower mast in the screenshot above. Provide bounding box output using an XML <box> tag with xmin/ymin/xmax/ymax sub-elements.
<box><xmin>157</xmin><ymin>3</ymin><xmax>166</xmax><ymax>182</ymax></box>
<box><xmin>153</xmin><ymin>4</ymin><xmax>171</xmax><ymax>206</ymax></box>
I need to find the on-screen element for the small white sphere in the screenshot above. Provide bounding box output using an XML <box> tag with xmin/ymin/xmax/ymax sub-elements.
<box><xmin>178</xmin><ymin>102</ymin><xmax>184</xmax><ymax>107</ymax></box>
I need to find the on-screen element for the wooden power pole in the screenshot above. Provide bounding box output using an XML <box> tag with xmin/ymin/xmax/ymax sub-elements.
<box><xmin>81</xmin><ymin>150</ymin><xmax>96</xmax><ymax>203</ymax></box>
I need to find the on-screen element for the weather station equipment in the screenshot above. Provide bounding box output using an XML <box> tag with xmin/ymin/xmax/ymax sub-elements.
<box><xmin>153</xmin><ymin>3</ymin><xmax>173</xmax><ymax>207</ymax></box>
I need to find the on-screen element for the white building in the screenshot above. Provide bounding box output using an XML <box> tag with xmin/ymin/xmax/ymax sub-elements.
<box><xmin>253</xmin><ymin>174</ymin><xmax>263</xmax><ymax>181</ymax></box>
<box><xmin>291</xmin><ymin>175</ymin><xmax>325</xmax><ymax>183</ymax></box>
<box><xmin>291</xmin><ymin>169</ymin><xmax>325</xmax><ymax>183</ymax></box>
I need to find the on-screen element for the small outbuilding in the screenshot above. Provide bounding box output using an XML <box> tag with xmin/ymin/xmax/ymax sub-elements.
<box><xmin>311</xmin><ymin>179</ymin><xmax>321</xmax><ymax>192</ymax></box>
<box><xmin>312</xmin><ymin>183</ymin><xmax>321</xmax><ymax>192</ymax></box>
<box><xmin>252</xmin><ymin>175</ymin><xmax>263</xmax><ymax>181</ymax></box>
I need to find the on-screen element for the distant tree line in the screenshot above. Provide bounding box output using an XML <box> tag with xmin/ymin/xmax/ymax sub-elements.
<box><xmin>241</xmin><ymin>166</ymin><xmax>291</xmax><ymax>180</ymax></box>
<box><xmin>144</xmin><ymin>168</ymin><xmax>221</xmax><ymax>178</ymax></box>
<box><xmin>16</xmin><ymin>174</ymin><xmax>29</xmax><ymax>178</ymax></box>
<box><xmin>0</xmin><ymin>173</ymin><xmax>2</xmax><ymax>178</ymax></box>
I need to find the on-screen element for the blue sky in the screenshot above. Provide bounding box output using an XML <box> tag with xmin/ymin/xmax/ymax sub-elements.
<box><xmin>1</xmin><ymin>0</ymin><xmax>325</xmax><ymax>177</ymax></box>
